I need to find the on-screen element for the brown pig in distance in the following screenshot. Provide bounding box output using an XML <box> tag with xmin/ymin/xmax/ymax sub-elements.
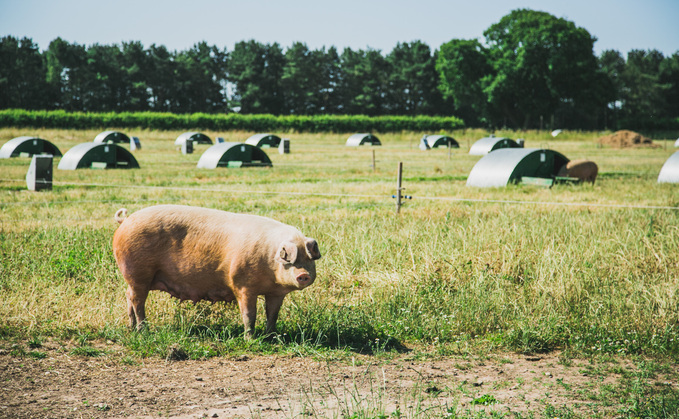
<box><xmin>112</xmin><ymin>205</ymin><xmax>321</xmax><ymax>337</ymax></box>
<box><xmin>557</xmin><ymin>159</ymin><xmax>598</xmax><ymax>184</ymax></box>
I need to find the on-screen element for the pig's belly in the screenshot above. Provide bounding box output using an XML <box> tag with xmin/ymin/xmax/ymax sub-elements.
<box><xmin>150</xmin><ymin>271</ymin><xmax>236</xmax><ymax>303</ymax></box>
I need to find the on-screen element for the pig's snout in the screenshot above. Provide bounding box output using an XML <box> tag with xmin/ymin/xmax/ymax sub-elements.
<box><xmin>296</xmin><ymin>272</ymin><xmax>311</xmax><ymax>283</ymax></box>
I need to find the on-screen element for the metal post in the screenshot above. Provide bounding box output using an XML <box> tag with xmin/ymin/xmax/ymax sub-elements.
<box><xmin>372</xmin><ymin>150</ymin><xmax>376</xmax><ymax>172</ymax></box>
<box><xmin>396</xmin><ymin>162</ymin><xmax>403</xmax><ymax>213</ymax></box>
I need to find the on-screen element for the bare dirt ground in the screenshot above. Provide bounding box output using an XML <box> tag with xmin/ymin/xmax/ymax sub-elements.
<box><xmin>1</xmin><ymin>341</ymin><xmax>675</xmax><ymax>419</ymax></box>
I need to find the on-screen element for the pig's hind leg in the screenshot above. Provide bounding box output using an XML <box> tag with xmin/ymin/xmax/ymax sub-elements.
<box><xmin>126</xmin><ymin>285</ymin><xmax>150</xmax><ymax>331</ymax></box>
<box><xmin>237</xmin><ymin>292</ymin><xmax>258</xmax><ymax>338</ymax></box>
<box><xmin>116</xmin><ymin>258</ymin><xmax>152</xmax><ymax>331</ymax></box>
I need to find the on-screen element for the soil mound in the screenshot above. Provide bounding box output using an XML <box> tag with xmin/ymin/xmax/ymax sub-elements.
<box><xmin>598</xmin><ymin>130</ymin><xmax>658</xmax><ymax>148</ymax></box>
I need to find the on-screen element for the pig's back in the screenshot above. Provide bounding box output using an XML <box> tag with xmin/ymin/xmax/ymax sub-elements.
<box><xmin>114</xmin><ymin>205</ymin><xmax>300</xmax><ymax>256</ymax></box>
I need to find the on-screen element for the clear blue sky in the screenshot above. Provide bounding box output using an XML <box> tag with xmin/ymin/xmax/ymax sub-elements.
<box><xmin>1</xmin><ymin>0</ymin><xmax>677</xmax><ymax>57</ymax></box>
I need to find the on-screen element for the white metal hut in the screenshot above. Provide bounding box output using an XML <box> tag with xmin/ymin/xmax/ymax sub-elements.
<box><xmin>245</xmin><ymin>133</ymin><xmax>281</xmax><ymax>148</ymax></box>
<box><xmin>658</xmin><ymin>151</ymin><xmax>679</xmax><ymax>183</ymax></box>
<box><xmin>0</xmin><ymin>136</ymin><xmax>62</xmax><ymax>158</ymax></box>
<box><xmin>196</xmin><ymin>142</ymin><xmax>273</xmax><ymax>169</ymax></box>
<box><xmin>346</xmin><ymin>133</ymin><xmax>381</xmax><ymax>146</ymax></box>
<box><xmin>466</xmin><ymin>148</ymin><xmax>569</xmax><ymax>188</ymax></box>
<box><xmin>93</xmin><ymin>130</ymin><xmax>131</xmax><ymax>144</ymax></box>
<box><xmin>174</xmin><ymin>132</ymin><xmax>213</xmax><ymax>146</ymax></box>
<box><xmin>469</xmin><ymin>136</ymin><xmax>522</xmax><ymax>155</ymax></box>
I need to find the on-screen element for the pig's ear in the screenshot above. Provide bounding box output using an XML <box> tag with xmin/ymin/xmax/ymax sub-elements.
<box><xmin>276</xmin><ymin>241</ymin><xmax>298</xmax><ymax>265</ymax></box>
<box><xmin>305</xmin><ymin>238</ymin><xmax>321</xmax><ymax>260</ymax></box>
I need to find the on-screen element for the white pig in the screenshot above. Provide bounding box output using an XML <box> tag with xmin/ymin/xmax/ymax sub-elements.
<box><xmin>112</xmin><ymin>205</ymin><xmax>321</xmax><ymax>336</ymax></box>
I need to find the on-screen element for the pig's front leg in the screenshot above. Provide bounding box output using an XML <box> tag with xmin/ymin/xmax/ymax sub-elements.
<box><xmin>264</xmin><ymin>294</ymin><xmax>286</xmax><ymax>336</ymax></box>
<box><xmin>238</xmin><ymin>292</ymin><xmax>258</xmax><ymax>338</ymax></box>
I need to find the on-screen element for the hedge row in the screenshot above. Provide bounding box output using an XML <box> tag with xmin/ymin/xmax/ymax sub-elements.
<box><xmin>0</xmin><ymin>110</ymin><xmax>465</xmax><ymax>132</ymax></box>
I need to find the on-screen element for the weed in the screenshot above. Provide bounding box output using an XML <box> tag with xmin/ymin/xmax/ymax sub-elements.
<box><xmin>70</xmin><ymin>345</ymin><xmax>106</xmax><ymax>357</ymax></box>
<box><xmin>471</xmin><ymin>394</ymin><xmax>498</xmax><ymax>406</ymax></box>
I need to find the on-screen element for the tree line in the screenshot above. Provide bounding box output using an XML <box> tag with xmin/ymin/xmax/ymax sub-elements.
<box><xmin>1</xmin><ymin>9</ymin><xmax>677</xmax><ymax>130</ymax></box>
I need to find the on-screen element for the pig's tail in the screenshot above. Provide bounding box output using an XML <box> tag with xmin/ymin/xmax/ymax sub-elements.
<box><xmin>114</xmin><ymin>208</ymin><xmax>129</xmax><ymax>224</ymax></box>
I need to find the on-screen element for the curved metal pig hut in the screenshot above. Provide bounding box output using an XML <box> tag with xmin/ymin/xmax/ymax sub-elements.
<box><xmin>93</xmin><ymin>130</ymin><xmax>131</xmax><ymax>144</ymax></box>
<box><xmin>469</xmin><ymin>136</ymin><xmax>522</xmax><ymax>155</ymax></box>
<box><xmin>466</xmin><ymin>148</ymin><xmax>569</xmax><ymax>187</ymax></box>
<box><xmin>245</xmin><ymin>133</ymin><xmax>281</xmax><ymax>148</ymax></box>
<box><xmin>346</xmin><ymin>133</ymin><xmax>381</xmax><ymax>146</ymax></box>
<box><xmin>196</xmin><ymin>142</ymin><xmax>272</xmax><ymax>168</ymax></box>
<box><xmin>57</xmin><ymin>143</ymin><xmax>139</xmax><ymax>170</ymax></box>
<box><xmin>175</xmin><ymin>132</ymin><xmax>213</xmax><ymax>146</ymax></box>
<box><xmin>425</xmin><ymin>135</ymin><xmax>459</xmax><ymax>148</ymax></box>
<box><xmin>658</xmin><ymin>151</ymin><xmax>679</xmax><ymax>183</ymax></box>
<box><xmin>0</xmin><ymin>136</ymin><xmax>62</xmax><ymax>158</ymax></box>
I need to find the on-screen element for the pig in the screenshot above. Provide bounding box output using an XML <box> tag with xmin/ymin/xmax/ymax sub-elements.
<box><xmin>557</xmin><ymin>159</ymin><xmax>598</xmax><ymax>184</ymax></box>
<box><xmin>112</xmin><ymin>204</ymin><xmax>321</xmax><ymax>336</ymax></box>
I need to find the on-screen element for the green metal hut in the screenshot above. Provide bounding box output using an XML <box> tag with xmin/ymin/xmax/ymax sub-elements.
<box><xmin>466</xmin><ymin>148</ymin><xmax>569</xmax><ymax>187</ymax></box>
<box><xmin>469</xmin><ymin>136</ymin><xmax>522</xmax><ymax>155</ymax></box>
<box><xmin>196</xmin><ymin>142</ymin><xmax>272</xmax><ymax>169</ymax></box>
<box><xmin>175</xmin><ymin>132</ymin><xmax>213</xmax><ymax>146</ymax></box>
<box><xmin>93</xmin><ymin>130</ymin><xmax>131</xmax><ymax>144</ymax></box>
<box><xmin>0</xmin><ymin>136</ymin><xmax>62</xmax><ymax>158</ymax></box>
<box><xmin>245</xmin><ymin>133</ymin><xmax>282</xmax><ymax>148</ymax></box>
<box><xmin>57</xmin><ymin>143</ymin><xmax>139</xmax><ymax>170</ymax></box>
<box><xmin>423</xmin><ymin>135</ymin><xmax>459</xmax><ymax>149</ymax></box>
<box><xmin>346</xmin><ymin>133</ymin><xmax>381</xmax><ymax>146</ymax></box>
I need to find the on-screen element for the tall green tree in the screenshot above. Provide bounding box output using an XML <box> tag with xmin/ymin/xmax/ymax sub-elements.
<box><xmin>659</xmin><ymin>52</ymin><xmax>679</xmax><ymax>118</ymax></box>
<box><xmin>436</xmin><ymin>38</ymin><xmax>492</xmax><ymax>124</ymax></box>
<box><xmin>598</xmin><ymin>50</ymin><xmax>626</xmax><ymax>128</ymax></box>
<box><xmin>316</xmin><ymin>46</ymin><xmax>342</xmax><ymax>113</ymax></box>
<box><xmin>82</xmin><ymin>43</ymin><xmax>128</xmax><ymax>111</ymax></box>
<box><xmin>145</xmin><ymin>44</ymin><xmax>178</xmax><ymax>112</ymax></box>
<box><xmin>481</xmin><ymin>9</ymin><xmax>603</xmax><ymax>129</ymax></box>
<box><xmin>0</xmin><ymin>36</ymin><xmax>49</xmax><ymax>109</ymax></box>
<box><xmin>45</xmin><ymin>37</ymin><xmax>88</xmax><ymax>111</ymax></box>
<box><xmin>228</xmin><ymin>40</ymin><xmax>284</xmax><ymax>114</ymax></box>
<box><xmin>120</xmin><ymin>41</ymin><xmax>151</xmax><ymax>111</ymax></box>
<box><xmin>175</xmin><ymin>42</ymin><xmax>228</xmax><ymax>113</ymax></box>
<box><xmin>386</xmin><ymin>41</ymin><xmax>440</xmax><ymax>115</ymax></box>
<box><xmin>620</xmin><ymin>49</ymin><xmax>669</xmax><ymax>123</ymax></box>
<box><xmin>281</xmin><ymin>42</ymin><xmax>320</xmax><ymax>114</ymax></box>
<box><xmin>338</xmin><ymin>48</ymin><xmax>389</xmax><ymax>115</ymax></box>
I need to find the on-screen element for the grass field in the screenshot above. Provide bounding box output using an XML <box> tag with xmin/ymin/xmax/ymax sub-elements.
<box><xmin>1</xmin><ymin>127</ymin><xmax>678</xmax><ymax>416</ymax></box>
